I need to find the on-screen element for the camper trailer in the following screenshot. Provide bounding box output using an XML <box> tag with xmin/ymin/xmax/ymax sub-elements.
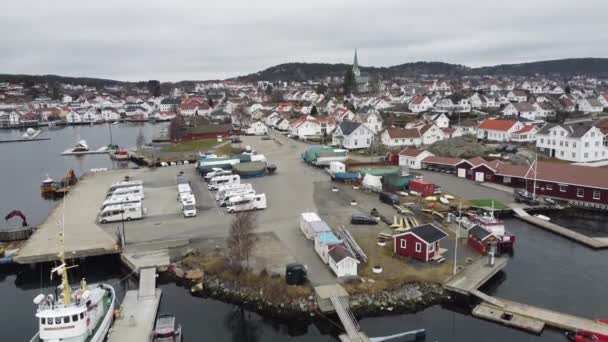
<box><xmin>107</xmin><ymin>186</ymin><xmax>144</xmax><ymax>199</ymax></box>
<box><xmin>208</xmin><ymin>175</ymin><xmax>240</xmax><ymax>191</ymax></box>
<box><xmin>226</xmin><ymin>193</ymin><xmax>267</xmax><ymax>213</ymax></box>
<box><xmin>107</xmin><ymin>180</ymin><xmax>143</xmax><ymax>195</ymax></box>
<box><xmin>215</xmin><ymin>183</ymin><xmax>252</xmax><ymax>201</ymax></box>
<box><xmin>98</xmin><ymin>202</ymin><xmax>144</xmax><ymax>223</ymax></box>
<box><xmin>218</xmin><ymin>189</ymin><xmax>256</xmax><ymax>207</ymax></box>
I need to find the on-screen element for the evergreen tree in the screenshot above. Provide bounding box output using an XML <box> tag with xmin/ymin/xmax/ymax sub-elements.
<box><xmin>265</xmin><ymin>84</ymin><xmax>273</xmax><ymax>96</ymax></box>
<box><xmin>310</xmin><ymin>106</ymin><xmax>318</xmax><ymax>116</ymax></box>
<box><xmin>343</xmin><ymin>68</ymin><xmax>356</xmax><ymax>95</ymax></box>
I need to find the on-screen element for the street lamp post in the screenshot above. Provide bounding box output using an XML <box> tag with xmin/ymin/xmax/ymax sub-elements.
<box><xmin>120</xmin><ymin>209</ymin><xmax>126</xmax><ymax>245</ymax></box>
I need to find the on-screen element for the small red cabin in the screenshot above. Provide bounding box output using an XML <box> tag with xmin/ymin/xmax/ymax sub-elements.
<box><xmin>393</xmin><ymin>224</ymin><xmax>448</xmax><ymax>262</ymax></box>
<box><xmin>408</xmin><ymin>179</ymin><xmax>435</xmax><ymax>197</ymax></box>
<box><xmin>467</xmin><ymin>225</ymin><xmax>500</xmax><ymax>255</ymax></box>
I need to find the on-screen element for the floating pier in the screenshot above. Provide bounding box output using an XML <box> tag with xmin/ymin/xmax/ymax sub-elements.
<box><xmin>0</xmin><ymin>137</ymin><xmax>50</xmax><ymax>144</ymax></box>
<box><xmin>107</xmin><ymin>267</ymin><xmax>162</xmax><ymax>342</ymax></box>
<box><xmin>513</xmin><ymin>208</ymin><xmax>608</xmax><ymax>249</ymax></box>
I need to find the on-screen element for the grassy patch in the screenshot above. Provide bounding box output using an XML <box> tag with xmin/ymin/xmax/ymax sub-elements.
<box><xmin>349</xmin><ymin>229</ymin><xmax>453</xmax><ymax>293</ymax></box>
<box><xmin>161</xmin><ymin>139</ymin><xmax>221</xmax><ymax>153</ymax></box>
<box><xmin>468</xmin><ymin>199</ymin><xmax>508</xmax><ymax>209</ymax></box>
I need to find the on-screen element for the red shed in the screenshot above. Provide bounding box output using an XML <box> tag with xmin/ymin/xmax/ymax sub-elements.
<box><xmin>408</xmin><ymin>179</ymin><xmax>435</xmax><ymax>197</ymax></box>
<box><xmin>393</xmin><ymin>224</ymin><xmax>448</xmax><ymax>262</ymax></box>
<box><xmin>467</xmin><ymin>225</ymin><xmax>499</xmax><ymax>255</ymax></box>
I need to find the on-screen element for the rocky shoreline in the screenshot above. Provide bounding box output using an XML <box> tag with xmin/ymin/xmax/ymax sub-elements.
<box><xmin>166</xmin><ymin>264</ymin><xmax>450</xmax><ymax>321</ymax></box>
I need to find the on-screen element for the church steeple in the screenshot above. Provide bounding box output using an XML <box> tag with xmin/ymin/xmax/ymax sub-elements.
<box><xmin>352</xmin><ymin>49</ymin><xmax>361</xmax><ymax>78</ymax></box>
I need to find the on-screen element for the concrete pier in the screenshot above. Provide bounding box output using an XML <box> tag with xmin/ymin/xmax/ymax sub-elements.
<box><xmin>513</xmin><ymin>208</ymin><xmax>608</xmax><ymax>249</ymax></box>
<box><xmin>108</xmin><ymin>267</ymin><xmax>162</xmax><ymax>342</ymax></box>
<box><xmin>14</xmin><ymin>171</ymin><xmax>123</xmax><ymax>264</ymax></box>
<box><xmin>444</xmin><ymin>255</ymin><xmax>509</xmax><ymax>295</ymax></box>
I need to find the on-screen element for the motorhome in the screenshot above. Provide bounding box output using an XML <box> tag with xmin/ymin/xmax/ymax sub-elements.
<box><xmin>226</xmin><ymin>193</ymin><xmax>267</xmax><ymax>213</ymax></box>
<box><xmin>177</xmin><ymin>183</ymin><xmax>192</xmax><ymax>201</ymax></box>
<box><xmin>215</xmin><ymin>183</ymin><xmax>252</xmax><ymax>201</ymax></box>
<box><xmin>204</xmin><ymin>169</ymin><xmax>233</xmax><ymax>182</ymax></box>
<box><xmin>218</xmin><ymin>189</ymin><xmax>256</xmax><ymax>207</ymax></box>
<box><xmin>208</xmin><ymin>175</ymin><xmax>240</xmax><ymax>191</ymax></box>
<box><xmin>107</xmin><ymin>180</ymin><xmax>143</xmax><ymax>195</ymax></box>
<box><xmin>101</xmin><ymin>195</ymin><xmax>142</xmax><ymax>210</ymax></box>
<box><xmin>98</xmin><ymin>202</ymin><xmax>144</xmax><ymax>223</ymax></box>
<box><xmin>107</xmin><ymin>185</ymin><xmax>144</xmax><ymax>199</ymax></box>
<box><xmin>181</xmin><ymin>196</ymin><xmax>197</xmax><ymax>217</ymax></box>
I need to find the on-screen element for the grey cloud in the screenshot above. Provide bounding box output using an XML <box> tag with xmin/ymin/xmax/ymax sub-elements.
<box><xmin>0</xmin><ymin>0</ymin><xmax>606</xmax><ymax>81</ymax></box>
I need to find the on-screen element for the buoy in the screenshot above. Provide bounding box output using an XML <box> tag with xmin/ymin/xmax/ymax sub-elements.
<box><xmin>372</xmin><ymin>265</ymin><xmax>383</xmax><ymax>274</ymax></box>
<box><xmin>350</xmin><ymin>200</ymin><xmax>357</xmax><ymax>206</ymax></box>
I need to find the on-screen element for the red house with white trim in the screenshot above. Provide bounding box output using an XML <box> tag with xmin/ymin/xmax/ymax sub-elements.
<box><xmin>393</xmin><ymin>224</ymin><xmax>448</xmax><ymax>262</ymax></box>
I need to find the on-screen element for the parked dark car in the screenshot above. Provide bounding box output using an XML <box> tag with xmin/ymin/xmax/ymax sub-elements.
<box><xmin>379</xmin><ymin>191</ymin><xmax>400</xmax><ymax>205</ymax></box>
<box><xmin>231</xmin><ymin>137</ymin><xmax>242</xmax><ymax>143</ymax></box>
<box><xmin>261</xmin><ymin>135</ymin><xmax>271</xmax><ymax>140</ymax></box>
<box><xmin>504</xmin><ymin>145</ymin><xmax>518</xmax><ymax>153</ymax></box>
<box><xmin>496</xmin><ymin>144</ymin><xmax>508</xmax><ymax>152</ymax></box>
<box><xmin>351</xmin><ymin>214</ymin><xmax>379</xmax><ymax>225</ymax></box>
<box><xmin>286</xmin><ymin>263</ymin><xmax>307</xmax><ymax>285</ymax></box>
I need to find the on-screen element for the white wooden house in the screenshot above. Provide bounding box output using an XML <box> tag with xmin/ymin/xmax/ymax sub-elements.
<box><xmin>245</xmin><ymin>121</ymin><xmax>268</xmax><ymax>136</ymax></box>
<box><xmin>331</xmin><ymin>121</ymin><xmax>374</xmax><ymax>150</ymax></box>
<box><xmin>328</xmin><ymin>245</ymin><xmax>359</xmax><ymax>277</ymax></box>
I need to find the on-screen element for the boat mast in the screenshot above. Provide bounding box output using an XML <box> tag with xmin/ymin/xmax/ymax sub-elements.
<box><xmin>532</xmin><ymin>152</ymin><xmax>538</xmax><ymax>200</ymax></box>
<box><xmin>59</xmin><ymin>170</ymin><xmax>72</xmax><ymax>305</ymax></box>
<box><xmin>108</xmin><ymin>122</ymin><xmax>113</xmax><ymax>146</ymax></box>
<box><xmin>453</xmin><ymin>200</ymin><xmax>461</xmax><ymax>275</ymax></box>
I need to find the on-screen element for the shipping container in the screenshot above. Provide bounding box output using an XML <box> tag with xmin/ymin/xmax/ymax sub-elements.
<box><xmin>332</xmin><ymin>172</ymin><xmax>361</xmax><ymax>181</ymax></box>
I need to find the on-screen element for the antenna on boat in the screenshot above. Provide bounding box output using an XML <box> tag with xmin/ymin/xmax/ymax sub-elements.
<box><xmin>56</xmin><ymin>170</ymin><xmax>74</xmax><ymax>304</ymax></box>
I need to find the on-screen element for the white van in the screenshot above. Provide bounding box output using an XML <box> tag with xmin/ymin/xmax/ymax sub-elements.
<box><xmin>181</xmin><ymin>197</ymin><xmax>197</xmax><ymax>217</ymax></box>
<box><xmin>177</xmin><ymin>183</ymin><xmax>192</xmax><ymax>201</ymax></box>
<box><xmin>101</xmin><ymin>195</ymin><xmax>142</xmax><ymax>210</ymax></box>
<box><xmin>226</xmin><ymin>193</ymin><xmax>267</xmax><ymax>213</ymax></box>
<box><xmin>108</xmin><ymin>186</ymin><xmax>144</xmax><ymax>199</ymax></box>
<box><xmin>218</xmin><ymin>189</ymin><xmax>256</xmax><ymax>207</ymax></box>
<box><xmin>98</xmin><ymin>202</ymin><xmax>144</xmax><ymax>223</ymax></box>
<box><xmin>215</xmin><ymin>183</ymin><xmax>252</xmax><ymax>201</ymax></box>
<box><xmin>107</xmin><ymin>180</ymin><xmax>143</xmax><ymax>195</ymax></box>
<box><xmin>208</xmin><ymin>175</ymin><xmax>240</xmax><ymax>191</ymax></box>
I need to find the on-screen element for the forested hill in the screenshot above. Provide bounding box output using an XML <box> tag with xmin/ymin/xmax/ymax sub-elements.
<box><xmin>236</xmin><ymin>58</ymin><xmax>608</xmax><ymax>81</ymax></box>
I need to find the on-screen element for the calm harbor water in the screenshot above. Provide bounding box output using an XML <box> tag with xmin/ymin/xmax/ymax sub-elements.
<box><xmin>1</xmin><ymin>125</ymin><xmax>607</xmax><ymax>341</ymax></box>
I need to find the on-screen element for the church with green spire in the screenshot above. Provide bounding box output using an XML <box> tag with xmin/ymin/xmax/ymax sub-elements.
<box><xmin>351</xmin><ymin>49</ymin><xmax>369</xmax><ymax>93</ymax></box>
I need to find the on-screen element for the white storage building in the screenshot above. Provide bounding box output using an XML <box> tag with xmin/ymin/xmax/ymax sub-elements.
<box><xmin>328</xmin><ymin>245</ymin><xmax>359</xmax><ymax>277</ymax></box>
<box><xmin>314</xmin><ymin>231</ymin><xmax>342</xmax><ymax>264</ymax></box>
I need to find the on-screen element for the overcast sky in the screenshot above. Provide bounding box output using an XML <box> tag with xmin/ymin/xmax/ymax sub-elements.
<box><xmin>2</xmin><ymin>0</ymin><xmax>607</xmax><ymax>82</ymax></box>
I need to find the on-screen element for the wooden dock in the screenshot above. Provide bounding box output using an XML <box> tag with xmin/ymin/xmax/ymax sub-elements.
<box><xmin>107</xmin><ymin>267</ymin><xmax>162</xmax><ymax>342</ymax></box>
<box><xmin>475</xmin><ymin>297</ymin><xmax>608</xmax><ymax>336</ymax></box>
<box><xmin>444</xmin><ymin>255</ymin><xmax>509</xmax><ymax>295</ymax></box>
<box><xmin>513</xmin><ymin>208</ymin><xmax>608</xmax><ymax>249</ymax></box>
<box><xmin>0</xmin><ymin>137</ymin><xmax>50</xmax><ymax>144</ymax></box>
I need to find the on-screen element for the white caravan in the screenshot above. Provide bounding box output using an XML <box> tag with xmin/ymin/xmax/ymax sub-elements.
<box><xmin>218</xmin><ymin>189</ymin><xmax>256</xmax><ymax>207</ymax></box>
<box><xmin>98</xmin><ymin>202</ymin><xmax>144</xmax><ymax>223</ymax></box>
<box><xmin>215</xmin><ymin>183</ymin><xmax>252</xmax><ymax>201</ymax></box>
<box><xmin>226</xmin><ymin>193</ymin><xmax>267</xmax><ymax>213</ymax></box>
<box><xmin>181</xmin><ymin>196</ymin><xmax>197</xmax><ymax>217</ymax></box>
<box><xmin>101</xmin><ymin>195</ymin><xmax>142</xmax><ymax>210</ymax></box>
<box><xmin>107</xmin><ymin>180</ymin><xmax>143</xmax><ymax>195</ymax></box>
<box><xmin>177</xmin><ymin>183</ymin><xmax>192</xmax><ymax>201</ymax></box>
<box><xmin>107</xmin><ymin>185</ymin><xmax>144</xmax><ymax>199</ymax></box>
<box><xmin>208</xmin><ymin>175</ymin><xmax>240</xmax><ymax>191</ymax></box>
<box><xmin>204</xmin><ymin>169</ymin><xmax>233</xmax><ymax>182</ymax></box>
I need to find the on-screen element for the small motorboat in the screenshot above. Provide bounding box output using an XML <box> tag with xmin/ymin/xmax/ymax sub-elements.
<box><xmin>153</xmin><ymin>313</ymin><xmax>182</xmax><ymax>342</ymax></box>
<box><xmin>566</xmin><ymin>320</ymin><xmax>608</xmax><ymax>341</ymax></box>
<box><xmin>40</xmin><ymin>175</ymin><xmax>57</xmax><ymax>194</ymax></box>
<box><xmin>439</xmin><ymin>196</ymin><xmax>450</xmax><ymax>205</ymax></box>
<box><xmin>73</xmin><ymin>139</ymin><xmax>89</xmax><ymax>152</ymax></box>
<box><xmin>110</xmin><ymin>149</ymin><xmax>130</xmax><ymax>161</ymax></box>
<box><xmin>22</xmin><ymin>128</ymin><xmax>42</xmax><ymax>139</ymax></box>
<box><xmin>112</xmin><ymin>121</ymin><xmax>119</xmax><ymax>125</ymax></box>
<box><xmin>534</xmin><ymin>214</ymin><xmax>551</xmax><ymax>221</ymax></box>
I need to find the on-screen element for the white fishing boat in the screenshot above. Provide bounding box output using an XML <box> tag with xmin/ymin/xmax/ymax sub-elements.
<box><xmin>73</xmin><ymin>140</ymin><xmax>89</xmax><ymax>152</ymax></box>
<box><xmin>30</xmin><ymin>174</ymin><xmax>116</xmax><ymax>342</ymax></box>
<box><xmin>534</xmin><ymin>214</ymin><xmax>551</xmax><ymax>221</ymax></box>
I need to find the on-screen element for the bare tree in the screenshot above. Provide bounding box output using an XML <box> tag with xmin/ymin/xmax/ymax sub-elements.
<box><xmin>226</xmin><ymin>212</ymin><xmax>258</xmax><ymax>272</ymax></box>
